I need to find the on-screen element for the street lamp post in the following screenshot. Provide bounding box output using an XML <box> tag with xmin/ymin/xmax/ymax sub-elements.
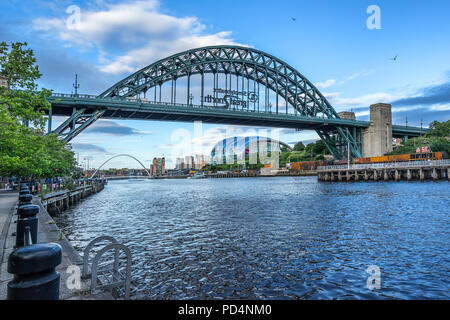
<box><xmin>84</xmin><ymin>157</ymin><xmax>90</xmax><ymax>177</ymax></box>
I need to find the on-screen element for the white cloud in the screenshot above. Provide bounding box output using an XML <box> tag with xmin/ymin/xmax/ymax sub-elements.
<box><xmin>341</xmin><ymin>69</ymin><xmax>374</xmax><ymax>83</ymax></box>
<box><xmin>314</xmin><ymin>79</ymin><xmax>336</xmax><ymax>89</ymax></box>
<box><xmin>33</xmin><ymin>0</ymin><xmax>245</xmax><ymax>75</ymax></box>
<box><xmin>314</xmin><ymin>70</ymin><xmax>374</xmax><ymax>90</ymax></box>
<box><xmin>429</xmin><ymin>104</ymin><xmax>450</xmax><ymax>111</ymax></box>
<box><xmin>325</xmin><ymin>91</ymin><xmax>408</xmax><ymax>108</ymax></box>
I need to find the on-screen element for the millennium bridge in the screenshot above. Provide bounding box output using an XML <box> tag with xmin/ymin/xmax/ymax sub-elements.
<box><xmin>46</xmin><ymin>45</ymin><xmax>424</xmax><ymax>160</ymax></box>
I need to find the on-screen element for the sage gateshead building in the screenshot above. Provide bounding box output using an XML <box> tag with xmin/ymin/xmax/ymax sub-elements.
<box><xmin>210</xmin><ymin>136</ymin><xmax>293</xmax><ymax>165</ymax></box>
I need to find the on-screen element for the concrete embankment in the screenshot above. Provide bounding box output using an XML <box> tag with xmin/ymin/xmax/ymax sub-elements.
<box><xmin>0</xmin><ymin>182</ymin><xmax>111</xmax><ymax>300</ymax></box>
<box><xmin>148</xmin><ymin>171</ymin><xmax>317</xmax><ymax>179</ymax></box>
<box><xmin>206</xmin><ymin>171</ymin><xmax>317</xmax><ymax>178</ymax></box>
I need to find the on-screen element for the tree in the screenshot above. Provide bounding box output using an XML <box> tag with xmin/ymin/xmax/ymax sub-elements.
<box><xmin>0</xmin><ymin>42</ymin><xmax>76</xmax><ymax>179</ymax></box>
<box><xmin>311</xmin><ymin>140</ymin><xmax>329</xmax><ymax>155</ymax></box>
<box><xmin>428</xmin><ymin>120</ymin><xmax>450</xmax><ymax>138</ymax></box>
<box><xmin>293</xmin><ymin>141</ymin><xmax>305</xmax><ymax>151</ymax></box>
<box><xmin>0</xmin><ymin>42</ymin><xmax>51</xmax><ymax>130</ymax></box>
<box><xmin>387</xmin><ymin>120</ymin><xmax>450</xmax><ymax>156</ymax></box>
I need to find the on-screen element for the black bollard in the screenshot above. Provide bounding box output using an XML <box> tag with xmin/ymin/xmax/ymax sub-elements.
<box><xmin>16</xmin><ymin>205</ymin><xmax>39</xmax><ymax>248</ymax></box>
<box><xmin>7</xmin><ymin>243</ymin><xmax>62</xmax><ymax>300</ymax></box>
<box><xmin>18</xmin><ymin>194</ymin><xmax>33</xmax><ymax>206</ymax></box>
<box><xmin>19</xmin><ymin>188</ymin><xmax>30</xmax><ymax>195</ymax></box>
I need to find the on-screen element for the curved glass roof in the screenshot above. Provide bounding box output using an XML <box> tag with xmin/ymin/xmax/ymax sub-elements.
<box><xmin>210</xmin><ymin>136</ymin><xmax>292</xmax><ymax>160</ymax></box>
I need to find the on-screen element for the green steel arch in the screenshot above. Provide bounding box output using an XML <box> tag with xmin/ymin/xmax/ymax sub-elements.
<box><xmin>98</xmin><ymin>46</ymin><xmax>362</xmax><ymax>159</ymax></box>
<box><xmin>99</xmin><ymin>45</ymin><xmax>339</xmax><ymax>119</ymax></box>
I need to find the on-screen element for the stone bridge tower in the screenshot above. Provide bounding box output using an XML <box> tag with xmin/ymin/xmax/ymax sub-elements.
<box><xmin>362</xmin><ymin>103</ymin><xmax>393</xmax><ymax>157</ymax></box>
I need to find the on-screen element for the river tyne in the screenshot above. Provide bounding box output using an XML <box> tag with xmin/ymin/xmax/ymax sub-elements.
<box><xmin>53</xmin><ymin>177</ymin><xmax>449</xmax><ymax>299</ymax></box>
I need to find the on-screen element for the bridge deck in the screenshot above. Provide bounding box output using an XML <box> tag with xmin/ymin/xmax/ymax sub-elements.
<box><xmin>48</xmin><ymin>94</ymin><xmax>425</xmax><ymax>136</ymax></box>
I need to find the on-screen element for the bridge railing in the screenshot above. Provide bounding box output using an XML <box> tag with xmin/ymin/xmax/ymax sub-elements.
<box><xmin>317</xmin><ymin>159</ymin><xmax>450</xmax><ymax>171</ymax></box>
<box><xmin>51</xmin><ymin>93</ymin><xmax>99</xmax><ymax>99</ymax></box>
<box><xmin>48</xmin><ymin>93</ymin><xmax>426</xmax><ymax>133</ymax></box>
<box><xmin>50</xmin><ymin>93</ymin><xmax>342</xmax><ymax>121</ymax></box>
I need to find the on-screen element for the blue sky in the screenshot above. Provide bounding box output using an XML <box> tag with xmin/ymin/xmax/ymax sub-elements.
<box><xmin>2</xmin><ymin>0</ymin><xmax>449</xmax><ymax>169</ymax></box>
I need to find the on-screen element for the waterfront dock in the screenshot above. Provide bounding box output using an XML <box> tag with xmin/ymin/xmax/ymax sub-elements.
<box><xmin>42</xmin><ymin>182</ymin><xmax>105</xmax><ymax>215</ymax></box>
<box><xmin>0</xmin><ymin>182</ymin><xmax>110</xmax><ymax>300</ymax></box>
<box><xmin>317</xmin><ymin>160</ymin><xmax>450</xmax><ymax>182</ymax></box>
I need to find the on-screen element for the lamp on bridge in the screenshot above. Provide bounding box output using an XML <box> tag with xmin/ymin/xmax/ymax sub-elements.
<box><xmin>73</xmin><ymin>74</ymin><xmax>80</xmax><ymax>96</ymax></box>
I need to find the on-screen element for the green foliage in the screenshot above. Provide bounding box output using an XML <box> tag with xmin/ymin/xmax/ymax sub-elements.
<box><xmin>428</xmin><ymin>120</ymin><xmax>450</xmax><ymax>138</ymax></box>
<box><xmin>0</xmin><ymin>42</ymin><xmax>76</xmax><ymax>178</ymax></box>
<box><xmin>0</xmin><ymin>42</ymin><xmax>41</xmax><ymax>91</ymax></box>
<box><xmin>293</xmin><ymin>141</ymin><xmax>305</xmax><ymax>151</ymax></box>
<box><xmin>309</xmin><ymin>140</ymin><xmax>329</xmax><ymax>155</ymax></box>
<box><xmin>388</xmin><ymin>120</ymin><xmax>450</xmax><ymax>155</ymax></box>
<box><xmin>201</xmin><ymin>161</ymin><xmax>264</xmax><ymax>172</ymax></box>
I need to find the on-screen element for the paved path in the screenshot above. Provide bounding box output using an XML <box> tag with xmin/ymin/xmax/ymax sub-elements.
<box><xmin>0</xmin><ymin>191</ymin><xmax>18</xmax><ymax>298</ymax></box>
<box><xmin>0</xmin><ymin>191</ymin><xmax>17</xmax><ymax>261</ymax></box>
<box><xmin>0</xmin><ymin>191</ymin><xmax>17</xmax><ymax>235</ymax></box>
<box><xmin>0</xmin><ymin>190</ymin><xmax>112</xmax><ymax>300</ymax></box>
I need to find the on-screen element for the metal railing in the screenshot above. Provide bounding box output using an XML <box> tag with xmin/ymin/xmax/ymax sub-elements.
<box><xmin>82</xmin><ymin>236</ymin><xmax>132</xmax><ymax>300</ymax></box>
<box><xmin>318</xmin><ymin>159</ymin><xmax>450</xmax><ymax>171</ymax></box>
<box><xmin>51</xmin><ymin>92</ymin><xmax>98</xmax><ymax>99</ymax></box>
<box><xmin>49</xmin><ymin>93</ymin><xmax>360</xmax><ymax>121</ymax></box>
<box><xmin>49</xmin><ymin>93</ymin><xmax>426</xmax><ymax>132</ymax></box>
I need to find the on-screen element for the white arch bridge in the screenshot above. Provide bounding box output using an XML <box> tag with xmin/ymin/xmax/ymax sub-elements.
<box><xmin>90</xmin><ymin>154</ymin><xmax>151</xmax><ymax>179</ymax></box>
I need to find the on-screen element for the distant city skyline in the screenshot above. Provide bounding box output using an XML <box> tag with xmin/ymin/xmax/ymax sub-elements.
<box><xmin>2</xmin><ymin>0</ymin><xmax>449</xmax><ymax>168</ymax></box>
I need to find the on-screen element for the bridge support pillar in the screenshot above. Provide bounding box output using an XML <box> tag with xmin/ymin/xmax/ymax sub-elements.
<box><xmin>373</xmin><ymin>170</ymin><xmax>378</xmax><ymax>181</ymax></box>
<box><xmin>362</xmin><ymin>103</ymin><xmax>393</xmax><ymax>157</ymax></box>
<box><xmin>395</xmin><ymin>170</ymin><xmax>400</xmax><ymax>182</ymax></box>
<box><xmin>346</xmin><ymin>171</ymin><xmax>351</xmax><ymax>181</ymax></box>
<box><xmin>448</xmin><ymin>168</ymin><xmax>450</xmax><ymax>181</ymax></box>
<box><xmin>419</xmin><ymin>169</ymin><xmax>425</xmax><ymax>181</ymax></box>
<box><xmin>407</xmin><ymin>169</ymin><xmax>412</xmax><ymax>181</ymax></box>
<box><xmin>355</xmin><ymin>171</ymin><xmax>359</xmax><ymax>181</ymax></box>
<box><xmin>364</xmin><ymin>171</ymin><xmax>368</xmax><ymax>181</ymax></box>
<box><xmin>330</xmin><ymin>172</ymin><xmax>335</xmax><ymax>181</ymax></box>
<box><xmin>441</xmin><ymin>169</ymin><xmax>446</xmax><ymax>180</ymax></box>
<box><xmin>384</xmin><ymin>170</ymin><xmax>389</xmax><ymax>181</ymax></box>
<box><xmin>325</xmin><ymin>172</ymin><xmax>330</xmax><ymax>181</ymax></box>
<box><xmin>338</xmin><ymin>171</ymin><xmax>342</xmax><ymax>181</ymax></box>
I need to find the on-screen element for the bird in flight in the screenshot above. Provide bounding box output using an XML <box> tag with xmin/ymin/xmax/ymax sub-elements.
<box><xmin>391</xmin><ymin>55</ymin><xmax>398</xmax><ymax>61</ymax></box>
<box><xmin>292</xmin><ymin>17</ymin><xmax>296</xmax><ymax>21</ymax></box>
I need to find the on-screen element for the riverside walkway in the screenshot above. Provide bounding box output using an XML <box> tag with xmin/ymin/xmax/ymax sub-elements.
<box><xmin>0</xmin><ymin>190</ymin><xmax>18</xmax><ymax>286</ymax></box>
<box><xmin>0</xmin><ymin>187</ymin><xmax>112</xmax><ymax>300</ymax></box>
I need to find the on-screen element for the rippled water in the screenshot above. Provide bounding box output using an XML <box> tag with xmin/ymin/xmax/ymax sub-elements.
<box><xmin>54</xmin><ymin>177</ymin><xmax>450</xmax><ymax>299</ymax></box>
